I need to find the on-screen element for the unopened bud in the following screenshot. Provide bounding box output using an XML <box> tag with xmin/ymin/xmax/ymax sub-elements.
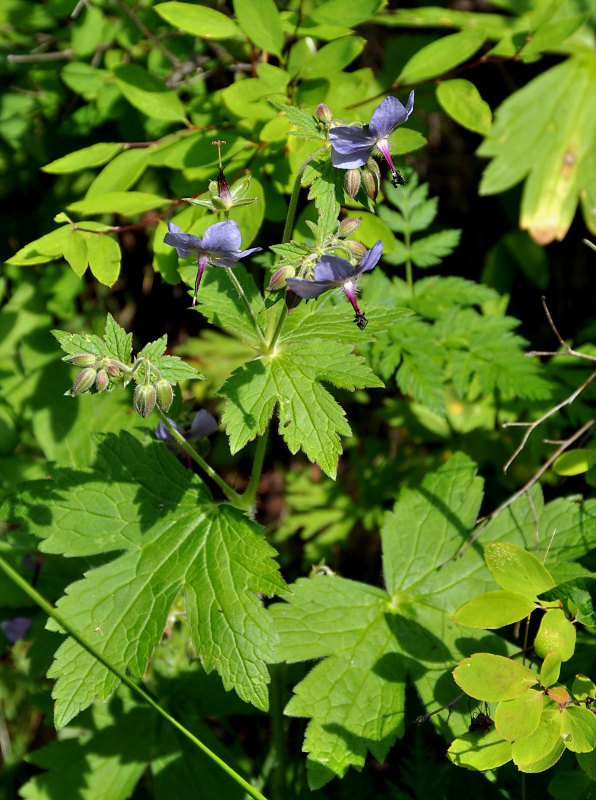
<box><xmin>107</xmin><ymin>364</ymin><xmax>120</xmax><ymax>377</ymax></box>
<box><xmin>134</xmin><ymin>384</ymin><xmax>157</xmax><ymax>418</ymax></box>
<box><xmin>344</xmin><ymin>240</ymin><xmax>367</xmax><ymax>256</ymax></box>
<box><xmin>96</xmin><ymin>369</ymin><xmax>109</xmax><ymax>393</ymax></box>
<box><xmin>362</xmin><ymin>159</ymin><xmax>381</xmax><ymax>201</ymax></box>
<box><xmin>344</xmin><ymin>169</ymin><xmax>361</xmax><ymax>200</ymax></box>
<box><xmin>267</xmin><ymin>264</ymin><xmax>295</xmax><ymax>291</ymax></box>
<box><xmin>338</xmin><ymin>217</ymin><xmax>362</xmax><ymax>238</ymax></box>
<box><xmin>208</xmin><ymin>179</ymin><xmax>218</xmax><ymax>195</ymax></box>
<box><xmin>66</xmin><ymin>353</ymin><xmax>97</xmax><ymax>367</ymax></box>
<box><xmin>72</xmin><ymin>368</ymin><xmax>96</xmax><ymax>395</ymax></box>
<box><xmin>316</xmin><ymin>103</ymin><xmax>332</xmax><ymax>123</ymax></box>
<box><xmin>211</xmin><ymin>195</ymin><xmax>228</xmax><ymax>211</ymax></box>
<box><xmin>156</xmin><ymin>379</ymin><xmax>174</xmax><ymax>412</ymax></box>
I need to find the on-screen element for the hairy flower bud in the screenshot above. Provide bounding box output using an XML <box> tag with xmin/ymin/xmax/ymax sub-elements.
<box><xmin>316</xmin><ymin>102</ymin><xmax>332</xmax><ymax>123</ymax></box>
<box><xmin>66</xmin><ymin>353</ymin><xmax>97</xmax><ymax>367</ymax></box>
<box><xmin>338</xmin><ymin>217</ymin><xmax>362</xmax><ymax>238</ymax></box>
<box><xmin>362</xmin><ymin>159</ymin><xmax>381</xmax><ymax>201</ymax></box>
<box><xmin>72</xmin><ymin>368</ymin><xmax>96</xmax><ymax>395</ymax></box>
<box><xmin>134</xmin><ymin>384</ymin><xmax>157</xmax><ymax>418</ymax></box>
<box><xmin>267</xmin><ymin>264</ymin><xmax>295</xmax><ymax>291</ymax></box>
<box><xmin>95</xmin><ymin>368</ymin><xmax>109</xmax><ymax>393</ymax></box>
<box><xmin>344</xmin><ymin>240</ymin><xmax>367</xmax><ymax>257</ymax></box>
<box><xmin>156</xmin><ymin>379</ymin><xmax>174</xmax><ymax>412</ymax></box>
<box><xmin>344</xmin><ymin>169</ymin><xmax>361</xmax><ymax>200</ymax></box>
<box><xmin>107</xmin><ymin>364</ymin><xmax>120</xmax><ymax>377</ymax></box>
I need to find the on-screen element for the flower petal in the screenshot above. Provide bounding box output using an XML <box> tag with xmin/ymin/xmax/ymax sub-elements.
<box><xmin>330</xmin><ymin>148</ymin><xmax>369</xmax><ymax>170</ymax></box>
<box><xmin>190</xmin><ymin>409</ymin><xmax>218</xmax><ymax>439</ymax></box>
<box><xmin>329</xmin><ymin>125</ymin><xmax>374</xmax><ymax>154</ymax></box>
<box><xmin>356</xmin><ymin>240</ymin><xmax>383</xmax><ymax>274</ymax></box>
<box><xmin>163</xmin><ymin>230</ymin><xmax>203</xmax><ymax>258</ymax></box>
<box><xmin>235</xmin><ymin>246</ymin><xmax>262</xmax><ymax>259</ymax></box>
<box><xmin>167</xmin><ymin>222</ymin><xmax>182</xmax><ymax>235</ymax></box>
<box><xmin>369</xmin><ymin>92</ymin><xmax>415</xmax><ymax>138</ymax></box>
<box><xmin>285</xmin><ymin>277</ymin><xmax>333</xmax><ymax>299</ymax></box>
<box><xmin>201</xmin><ymin>219</ymin><xmax>242</xmax><ymax>253</ymax></box>
<box><xmin>314</xmin><ymin>255</ymin><xmax>356</xmax><ymax>283</ymax></box>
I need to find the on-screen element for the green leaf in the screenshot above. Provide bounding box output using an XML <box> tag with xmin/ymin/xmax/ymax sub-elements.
<box><xmin>560</xmin><ymin>706</ymin><xmax>596</xmax><ymax>753</ymax></box>
<box><xmin>67</xmin><ymin>191</ymin><xmax>170</xmax><ymax>216</ymax></box>
<box><xmin>233</xmin><ymin>0</ymin><xmax>283</xmax><ymax>56</ymax></box>
<box><xmin>436</xmin><ymin>79</ymin><xmax>492</xmax><ymax>136</ymax></box>
<box><xmin>453</xmin><ymin>653</ymin><xmax>538</xmax><ymax>702</ymax></box>
<box><xmin>137</xmin><ymin>335</ymin><xmax>203</xmax><ymax>383</ymax></box>
<box><xmin>155</xmin><ymin>2</ymin><xmax>241</xmax><ymax>39</ymax></box>
<box><xmin>553</xmin><ymin>449</ymin><xmax>596</xmax><ymax>476</ymax></box>
<box><xmin>398</xmin><ymin>31</ymin><xmax>485</xmax><ymax>84</ymax></box>
<box><xmin>495</xmin><ymin>690</ymin><xmax>543</xmax><ymax>741</ymax></box>
<box><xmin>42</xmin><ymin>143</ymin><xmax>123</xmax><ymax>174</ymax></box>
<box><xmin>62</xmin><ymin>230</ymin><xmax>88</xmax><ymax>278</ymax></box>
<box><xmin>454</xmin><ymin>590</ymin><xmax>536</xmax><ymax>629</ymax></box>
<box><xmin>270</xmin><ymin>100</ymin><xmax>325</xmax><ymax>140</ymax></box>
<box><xmin>6</xmin><ymin>226</ymin><xmax>70</xmax><ymax>266</ymax></box>
<box><xmin>484</xmin><ymin>542</ymin><xmax>556</xmax><ymax>598</ymax></box>
<box><xmin>408</xmin><ymin>229</ymin><xmax>462</xmax><ymax>267</ymax></box>
<box><xmin>523</xmin><ymin>12</ymin><xmax>590</xmax><ymax>58</ymax></box>
<box><xmin>534</xmin><ymin>609</ymin><xmax>576</xmax><ymax>661</ymax></box>
<box><xmin>540</xmin><ymin>651</ymin><xmax>562</xmax><ymax>688</ymax></box>
<box><xmin>310</xmin><ymin>0</ymin><xmax>383</xmax><ymax>28</ymax></box>
<box><xmin>103</xmin><ymin>313</ymin><xmax>132</xmax><ymax>365</ymax></box>
<box><xmin>539</xmin><ymin>578</ymin><xmax>596</xmax><ymax>626</ymax></box>
<box><xmin>86</xmin><ymin>235</ymin><xmax>121</xmax><ymax>286</ymax></box>
<box><xmin>86</xmin><ymin>149</ymin><xmax>149</xmax><ymax>197</ymax></box>
<box><xmin>298</xmin><ymin>36</ymin><xmax>365</xmax><ymax>80</ymax></box>
<box><xmin>220</xmin><ymin>323</ymin><xmax>383</xmax><ymax>479</ymax></box>
<box><xmin>513</xmin><ymin>709</ymin><xmax>565</xmax><ymax>772</ymax></box>
<box><xmin>113</xmin><ymin>64</ymin><xmax>188</xmax><ymax>123</ymax></box>
<box><xmin>11</xmin><ymin>433</ymin><xmax>284</xmax><ymax>726</ymax></box>
<box><xmin>572</xmin><ymin>675</ymin><xmax>596</xmax><ymax>702</ymax></box>
<box><xmin>447</xmin><ymin>728</ymin><xmax>513</xmax><ymax>771</ymax></box>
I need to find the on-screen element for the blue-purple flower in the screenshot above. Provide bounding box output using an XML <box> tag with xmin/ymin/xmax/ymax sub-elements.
<box><xmin>164</xmin><ymin>219</ymin><xmax>261</xmax><ymax>305</ymax></box>
<box><xmin>329</xmin><ymin>92</ymin><xmax>415</xmax><ymax>187</ymax></box>
<box><xmin>285</xmin><ymin>240</ymin><xmax>382</xmax><ymax>329</ymax></box>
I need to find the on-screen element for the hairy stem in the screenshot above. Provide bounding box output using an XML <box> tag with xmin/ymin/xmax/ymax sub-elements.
<box><xmin>240</xmin><ymin>427</ymin><xmax>269</xmax><ymax>511</ymax></box>
<box><xmin>0</xmin><ymin>554</ymin><xmax>270</xmax><ymax>800</ymax></box>
<box><xmin>157</xmin><ymin>410</ymin><xmax>244</xmax><ymax>507</ymax></box>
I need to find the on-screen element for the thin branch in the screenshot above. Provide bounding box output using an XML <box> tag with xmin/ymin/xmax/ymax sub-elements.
<box><xmin>540</xmin><ymin>296</ymin><xmax>596</xmax><ymax>361</ymax></box>
<box><xmin>7</xmin><ymin>50</ymin><xmax>73</xmax><ymax>63</ymax></box>
<box><xmin>525</xmin><ymin>488</ymin><xmax>539</xmax><ymax>551</ymax></box>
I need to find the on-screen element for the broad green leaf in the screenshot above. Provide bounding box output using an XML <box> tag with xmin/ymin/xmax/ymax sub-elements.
<box><xmin>6</xmin><ymin>226</ymin><xmax>70</xmax><ymax>266</ymax></box>
<box><xmin>523</xmin><ymin>12</ymin><xmax>590</xmax><ymax>58</ymax></box>
<box><xmin>553</xmin><ymin>448</ymin><xmax>596</xmax><ymax>476</ymax></box>
<box><xmin>484</xmin><ymin>541</ymin><xmax>556</xmax><ymax>597</ymax></box>
<box><xmin>495</xmin><ymin>690</ymin><xmax>543</xmax><ymax>741</ymax></box>
<box><xmin>220</xmin><ymin>78</ymin><xmax>282</xmax><ymax>121</ymax></box>
<box><xmin>353</xmin><ymin>212</ymin><xmax>396</xmax><ymax>253</ymax></box>
<box><xmin>398</xmin><ymin>31</ymin><xmax>485</xmax><ymax>84</ymax></box>
<box><xmin>511</xmin><ymin>708</ymin><xmax>562</xmax><ymax>769</ymax></box>
<box><xmin>86</xmin><ymin>149</ymin><xmax>149</xmax><ymax>197</ymax></box>
<box><xmin>67</xmin><ymin>191</ymin><xmax>170</xmax><ymax>217</ymax></box>
<box><xmin>454</xmin><ymin>590</ymin><xmax>536</xmax><ymax>629</ymax></box>
<box><xmin>534</xmin><ymin>609</ymin><xmax>576</xmax><ymax>661</ymax></box>
<box><xmin>298</xmin><ymin>36</ymin><xmax>365</xmax><ymax>80</ymax></box>
<box><xmin>103</xmin><ymin>313</ymin><xmax>132</xmax><ymax>365</ymax></box>
<box><xmin>233</xmin><ymin>0</ymin><xmax>283</xmax><ymax>56</ymax></box>
<box><xmin>113</xmin><ymin>64</ymin><xmax>188</xmax><ymax>123</ymax></box>
<box><xmin>61</xmin><ymin>61</ymin><xmax>109</xmax><ymax>97</ymax></box>
<box><xmin>573</xmin><ymin>675</ymin><xmax>596</xmax><ymax>702</ymax></box>
<box><xmin>453</xmin><ymin>653</ymin><xmax>538</xmax><ymax>702</ymax></box>
<box><xmin>447</xmin><ymin>729</ymin><xmax>512</xmax><ymax>771</ymax></box>
<box><xmin>561</xmin><ymin>706</ymin><xmax>596</xmax><ymax>753</ymax></box>
<box><xmin>42</xmin><ymin>143</ymin><xmax>123</xmax><ymax>174</ymax></box>
<box><xmin>62</xmin><ymin>230</ymin><xmax>88</xmax><ymax>278</ymax></box>
<box><xmin>155</xmin><ymin>2</ymin><xmax>241</xmax><ymax>39</ymax></box>
<box><xmin>539</xmin><ymin>578</ymin><xmax>596</xmax><ymax>627</ymax></box>
<box><xmin>436</xmin><ymin>79</ymin><xmax>492</xmax><ymax>136</ymax></box>
<box><xmin>540</xmin><ymin>651</ymin><xmax>562</xmax><ymax>688</ymax></box>
<box><xmin>310</xmin><ymin>0</ymin><xmax>384</xmax><ymax>28</ymax></box>
<box><xmin>86</xmin><ymin>235</ymin><xmax>121</xmax><ymax>285</ymax></box>
<box><xmin>10</xmin><ymin>433</ymin><xmax>284</xmax><ymax>726</ymax></box>
<box><xmin>389</xmin><ymin>127</ymin><xmax>427</xmax><ymax>155</ymax></box>
<box><xmin>517</xmin><ymin>738</ymin><xmax>565</xmax><ymax>774</ymax></box>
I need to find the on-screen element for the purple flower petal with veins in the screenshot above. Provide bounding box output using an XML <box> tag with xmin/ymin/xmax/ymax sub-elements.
<box><xmin>164</xmin><ymin>220</ymin><xmax>261</xmax><ymax>304</ymax></box>
<box><xmin>329</xmin><ymin>91</ymin><xmax>414</xmax><ymax>187</ymax></box>
<box><xmin>285</xmin><ymin>241</ymin><xmax>382</xmax><ymax>329</ymax></box>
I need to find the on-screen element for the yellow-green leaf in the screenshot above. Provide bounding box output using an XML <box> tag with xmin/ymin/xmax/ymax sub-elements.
<box><xmin>553</xmin><ymin>448</ymin><xmax>596</xmax><ymax>476</ymax></box>
<box><xmin>512</xmin><ymin>707</ymin><xmax>563</xmax><ymax>767</ymax></box>
<box><xmin>87</xmin><ymin>235</ymin><xmax>121</xmax><ymax>286</ymax></box>
<box><xmin>113</xmin><ymin>64</ymin><xmax>188</xmax><ymax>123</ymax></box>
<box><xmin>42</xmin><ymin>143</ymin><xmax>123</xmax><ymax>174</ymax></box>
<box><xmin>436</xmin><ymin>79</ymin><xmax>492</xmax><ymax>136</ymax></box>
<box><xmin>453</xmin><ymin>653</ymin><xmax>538</xmax><ymax>702</ymax></box>
<box><xmin>454</xmin><ymin>590</ymin><xmax>535</xmax><ymax>629</ymax></box>
<box><xmin>67</xmin><ymin>192</ymin><xmax>170</xmax><ymax>216</ymax></box>
<box><xmin>154</xmin><ymin>2</ymin><xmax>241</xmax><ymax>39</ymax></box>
<box><xmin>561</xmin><ymin>705</ymin><xmax>596</xmax><ymax>753</ymax></box>
<box><xmin>484</xmin><ymin>542</ymin><xmax>555</xmax><ymax>598</ymax></box>
<box><xmin>495</xmin><ymin>690</ymin><xmax>543</xmax><ymax>741</ymax></box>
<box><xmin>62</xmin><ymin>230</ymin><xmax>88</xmax><ymax>278</ymax></box>
<box><xmin>398</xmin><ymin>31</ymin><xmax>485</xmax><ymax>84</ymax></box>
<box><xmin>233</xmin><ymin>0</ymin><xmax>283</xmax><ymax>56</ymax></box>
<box><xmin>447</xmin><ymin>728</ymin><xmax>512</xmax><ymax>771</ymax></box>
<box><xmin>534</xmin><ymin>609</ymin><xmax>576</xmax><ymax>661</ymax></box>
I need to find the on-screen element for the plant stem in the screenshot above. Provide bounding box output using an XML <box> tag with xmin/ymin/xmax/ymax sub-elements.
<box><xmin>268</xmin><ymin>663</ymin><xmax>287</xmax><ymax>800</ymax></box>
<box><xmin>226</xmin><ymin>268</ymin><xmax>267</xmax><ymax>349</ymax></box>
<box><xmin>157</xmin><ymin>410</ymin><xmax>243</xmax><ymax>507</ymax></box>
<box><xmin>0</xmin><ymin>554</ymin><xmax>270</xmax><ymax>800</ymax></box>
<box><xmin>282</xmin><ymin>148</ymin><xmax>324</xmax><ymax>245</ymax></box>
<box><xmin>404</xmin><ymin>229</ymin><xmax>413</xmax><ymax>295</ymax></box>
<box><xmin>241</xmin><ymin>428</ymin><xmax>269</xmax><ymax>510</ymax></box>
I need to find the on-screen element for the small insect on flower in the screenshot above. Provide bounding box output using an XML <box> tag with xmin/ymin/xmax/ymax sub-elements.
<box><xmin>285</xmin><ymin>241</ymin><xmax>382</xmax><ymax>330</ymax></box>
<box><xmin>329</xmin><ymin>91</ymin><xmax>414</xmax><ymax>188</ymax></box>
<box><xmin>164</xmin><ymin>220</ymin><xmax>261</xmax><ymax>305</ymax></box>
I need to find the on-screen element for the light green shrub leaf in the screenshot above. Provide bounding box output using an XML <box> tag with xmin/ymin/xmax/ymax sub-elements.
<box><xmin>540</xmin><ymin>651</ymin><xmax>562</xmax><ymax>688</ymax></box>
<box><xmin>573</xmin><ymin>675</ymin><xmax>596</xmax><ymax>702</ymax></box>
<box><xmin>484</xmin><ymin>541</ymin><xmax>556</xmax><ymax>597</ymax></box>
<box><xmin>436</xmin><ymin>79</ymin><xmax>492</xmax><ymax>136</ymax></box>
<box><xmin>310</xmin><ymin>0</ymin><xmax>384</xmax><ymax>27</ymax></box>
<box><xmin>561</xmin><ymin>706</ymin><xmax>596</xmax><ymax>753</ymax></box>
<box><xmin>233</xmin><ymin>0</ymin><xmax>283</xmax><ymax>56</ymax></box>
<box><xmin>86</xmin><ymin>149</ymin><xmax>149</xmax><ymax>197</ymax></box>
<box><xmin>534</xmin><ymin>608</ymin><xmax>576</xmax><ymax>661</ymax></box>
<box><xmin>553</xmin><ymin>449</ymin><xmax>596</xmax><ymax>476</ymax></box>
<box><xmin>523</xmin><ymin>12</ymin><xmax>590</xmax><ymax>58</ymax></box>
<box><xmin>113</xmin><ymin>64</ymin><xmax>188</xmax><ymax>123</ymax></box>
<box><xmin>67</xmin><ymin>191</ymin><xmax>170</xmax><ymax>216</ymax></box>
<box><xmin>42</xmin><ymin>143</ymin><xmax>123</xmax><ymax>174</ymax></box>
<box><xmin>62</xmin><ymin>230</ymin><xmax>88</xmax><ymax>278</ymax></box>
<box><xmin>398</xmin><ymin>31</ymin><xmax>485</xmax><ymax>84</ymax></box>
<box><xmin>447</xmin><ymin>729</ymin><xmax>512</xmax><ymax>771</ymax></box>
<box><xmin>298</xmin><ymin>36</ymin><xmax>365</xmax><ymax>80</ymax></box>
<box><xmin>86</xmin><ymin>235</ymin><xmax>121</xmax><ymax>286</ymax></box>
<box><xmin>454</xmin><ymin>590</ymin><xmax>535</xmax><ymax>629</ymax></box>
<box><xmin>155</xmin><ymin>2</ymin><xmax>241</xmax><ymax>39</ymax></box>
<box><xmin>453</xmin><ymin>653</ymin><xmax>538</xmax><ymax>702</ymax></box>
<box><xmin>495</xmin><ymin>690</ymin><xmax>543</xmax><ymax>741</ymax></box>
<box><xmin>512</xmin><ymin>708</ymin><xmax>563</xmax><ymax>767</ymax></box>
<box><xmin>6</xmin><ymin>226</ymin><xmax>70</xmax><ymax>266</ymax></box>
<box><xmin>518</xmin><ymin>738</ymin><xmax>566</xmax><ymax>774</ymax></box>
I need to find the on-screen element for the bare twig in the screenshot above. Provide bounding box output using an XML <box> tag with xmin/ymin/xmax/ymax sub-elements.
<box><xmin>539</xmin><ymin>296</ymin><xmax>596</xmax><ymax>361</ymax></box>
<box><xmin>525</xmin><ymin>488</ymin><xmax>540</xmax><ymax>551</ymax></box>
<box><xmin>7</xmin><ymin>50</ymin><xmax>74</xmax><ymax>63</ymax></box>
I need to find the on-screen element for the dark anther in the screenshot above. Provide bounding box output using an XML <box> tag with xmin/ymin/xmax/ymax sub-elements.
<box><xmin>354</xmin><ymin>311</ymin><xmax>368</xmax><ymax>330</ymax></box>
<box><xmin>391</xmin><ymin>170</ymin><xmax>407</xmax><ymax>188</ymax></box>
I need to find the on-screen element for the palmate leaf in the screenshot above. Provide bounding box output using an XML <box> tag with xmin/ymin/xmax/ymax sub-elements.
<box><xmin>271</xmin><ymin>456</ymin><xmax>596</xmax><ymax>788</ymax></box>
<box><xmin>219</xmin><ymin>303</ymin><xmax>398</xmax><ymax>479</ymax></box>
<box><xmin>9</xmin><ymin>432</ymin><xmax>285</xmax><ymax>727</ymax></box>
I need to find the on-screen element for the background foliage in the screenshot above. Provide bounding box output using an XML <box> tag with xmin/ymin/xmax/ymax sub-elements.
<box><xmin>1</xmin><ymin>0</ymin><xmax>596</xmax><ymax>798</ymax></box>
